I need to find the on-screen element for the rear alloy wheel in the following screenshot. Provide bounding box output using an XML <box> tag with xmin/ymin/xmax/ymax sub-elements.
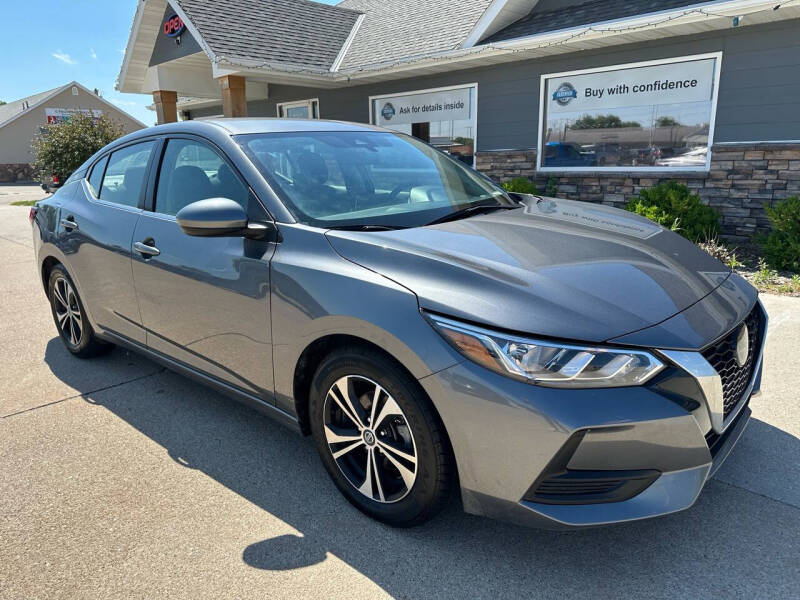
<box><xmin>310</xmin><ymin>347</ymin><xmax>452</xmax><ymax>527</ymax></box>
<box><xmin>47</xmin><ymin>265</ymin><xmax>112</xmax><ymax>358</ymax></box>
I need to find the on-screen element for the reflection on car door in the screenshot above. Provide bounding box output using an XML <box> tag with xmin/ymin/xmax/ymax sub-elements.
<box><xmin>130</xmin><ymin>136</ymin><xmax>276</xmax><ymax>396</ymax></box>
<box><xmin>60</xmin><ymin>140</ymin><xmax>157</xmax><ymax>344</ymax></box>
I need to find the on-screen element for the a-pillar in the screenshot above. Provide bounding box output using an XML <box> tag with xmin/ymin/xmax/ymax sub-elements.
<box><xmin>152</xmin><ymin>90</ymin><xmax>178</xmax><ymax>124</ymax></box>
<box><xmin>219</xmin><ymin>75</ymin><xmax>247</xmax><ymax>118</ymax></box>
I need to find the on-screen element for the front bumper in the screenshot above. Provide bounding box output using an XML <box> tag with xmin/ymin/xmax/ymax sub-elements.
<box><xmin>418</xmin><ymin>301</ymin><xmax>766</xmax><ymax>530</ymax></box>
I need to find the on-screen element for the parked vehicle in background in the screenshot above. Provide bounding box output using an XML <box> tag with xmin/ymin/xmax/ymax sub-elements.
<box><xmin>629</xmin><ymin>146</ymin><xmax>662</xmax><ymax>166</ymax></box>
<box><xmin>40</xmin><ymin>174</ymin><xmax>63</xmax><ymax>194</ymax></box>
<box><xmin>584</xmin><ymin>142</ymin><xmax>624</xmax><ymax>166</ymax></box>
<box><xmin>543</xmin><ymin>141</ymin><xmax>597</xmax><ymax>167</ymax></box>
<box><xmin>29</xmin><ymin>119</ymin><xmax>766</xmax><ymax>529</ymax></box>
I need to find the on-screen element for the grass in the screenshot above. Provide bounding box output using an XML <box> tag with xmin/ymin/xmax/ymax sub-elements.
<box><xmin>10</xmin><ymin>200</ymin><xmax>38</xmax><ymax>207</ymax></box>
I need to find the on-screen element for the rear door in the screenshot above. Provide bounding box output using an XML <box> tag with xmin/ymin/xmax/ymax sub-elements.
<box><xmin>130</xmin><ymin>135</ymin><xmax>276</xmax><ymax>396</ymax></box>
<box><xmin>58</xmin><ymin>140</ymin><xmax>158</xmax><ymax>344</ymax></box>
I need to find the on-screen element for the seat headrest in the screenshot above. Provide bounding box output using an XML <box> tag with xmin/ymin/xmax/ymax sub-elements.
<box><xmin>295</xmin><ymin>151</ymin><xmax>328</xmax><ymax>186</ymax></box>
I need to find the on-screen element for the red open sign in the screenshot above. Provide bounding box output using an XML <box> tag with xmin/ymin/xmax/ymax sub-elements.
<box><xmin>163</xmin><ymin>14</ymin><xmax>185</xmax><ymax>37</ymax></box>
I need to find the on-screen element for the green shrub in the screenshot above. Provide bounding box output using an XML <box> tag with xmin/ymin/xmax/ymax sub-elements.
<box><xmin>625</xmin><ymin>181</ymin><xmax>719</xmax><ymax>242</ymax></box>
<box><xmin>502</xmin><ymin>177</ymin><xmax>538</xmax><ymax>194</ymax></box>
<box><xmin>32</xmin><ymin>113</ymin><xmax>124</xmax><ymax>182</ymax></box>
<box><xmin>761</xmin><ymin>196</ymin><xmax>800</xmax><ymax>272</ymax></box>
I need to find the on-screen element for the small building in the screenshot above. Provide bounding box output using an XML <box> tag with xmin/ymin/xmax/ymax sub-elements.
<box><xmin>0</xmin><ymin>82</ymin><xmax>146</xmax><ymax>183</ymax></box>
<box><xmin>117</xmin><ymin>0</ymin><xmax>800</xmax><ymax>239</ymax></box>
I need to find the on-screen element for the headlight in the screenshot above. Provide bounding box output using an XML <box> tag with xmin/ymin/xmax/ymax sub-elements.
<box><xmin>427</xmin><ymin>314</ymin><xmax>664</xmax><ymax>388</ymax></box>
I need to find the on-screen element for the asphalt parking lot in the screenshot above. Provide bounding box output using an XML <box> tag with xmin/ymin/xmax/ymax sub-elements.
<box><xmin>0</xmin><ymin>202</ymin><xmax>798</xmax><ymax>600</ymax></box>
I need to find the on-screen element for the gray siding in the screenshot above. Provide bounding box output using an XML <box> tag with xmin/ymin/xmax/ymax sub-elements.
<box><xmin>191</xmin><ymin>19</ymin><xmax>800</xmax><ymax>149</ymax></box>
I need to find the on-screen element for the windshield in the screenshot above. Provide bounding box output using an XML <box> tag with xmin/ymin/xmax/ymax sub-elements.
<box><xmin>236</xmin><ymin>131</ymin><xmax>513</xmax><ymax>228</ymax></box>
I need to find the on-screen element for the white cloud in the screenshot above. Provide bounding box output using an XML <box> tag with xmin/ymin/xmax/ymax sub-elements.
<box><xmin>90</xmin><ymin>48</ymin><xmax>98</xmax><ymax>60</ymax></box>
<box><xmin>52</xmin><ymin>51</ymin><xmax>77</xmax><ymax>65</ymax></box>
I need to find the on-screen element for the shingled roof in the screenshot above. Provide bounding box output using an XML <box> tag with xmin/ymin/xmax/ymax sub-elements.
<box><xmin>336</xmin><ymin>0</ymin><xmax>495</xmax><ymax>70</ymax></box>
<box><xmin>174</xmin><ymin>0</ymin><xmax>363</xmax><ymax>70</ymax></box>
<box><xmin>483</xmin><ymin>0</ymin><xmax>704</xmax><ymax>44</ymax></box>
<box><xmin>0</xmin><ymin>85</ymin><xmax>64</xmax><ymax>127</ymax></box>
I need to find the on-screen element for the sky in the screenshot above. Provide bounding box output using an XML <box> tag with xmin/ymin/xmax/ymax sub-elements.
<box><xmin>0</xmin><ymin>0</ymin><xmax>338</xmax><ymax>126</ymax></box>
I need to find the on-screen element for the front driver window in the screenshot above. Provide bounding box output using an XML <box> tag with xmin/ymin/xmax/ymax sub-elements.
<box><xmin>155</xmin><ymin>139</ymin><xmax>249</xmax><ymax>216</ymax></box>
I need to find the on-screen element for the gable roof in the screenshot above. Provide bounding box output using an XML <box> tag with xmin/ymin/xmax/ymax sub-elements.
<box><xmin>174</xmin><ymin>0</ymin><xmax>362</xmax><ymax>70</ymax></box>
<box><xmin>483</xmin><ymin>0</ymin><xmax>705</xmax><ymax>43</ymax></box>
<box><xmin>0</xmin><ymin>82</ymin><xmax>148</xmax><ymax>130</ymax></box>
<box><xmin>336</xmin><ymin>0</ymin><xmax>495</xmax><ymax>70</ymax></box>
<box><xmin>0</xmin><ymin>85</ymin><xmax>65</xmax><ymax>127</ymax></box>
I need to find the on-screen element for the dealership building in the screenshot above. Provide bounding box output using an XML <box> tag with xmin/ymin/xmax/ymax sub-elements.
<box><xmin>0</xmin><ymin>82</ymin><xmax>145</xmax><ymax>183</ymax></box>
<box><xmin>118</xmin><ymin>0</ymin><xmax>800</xmax><ymax>239</ymax></box>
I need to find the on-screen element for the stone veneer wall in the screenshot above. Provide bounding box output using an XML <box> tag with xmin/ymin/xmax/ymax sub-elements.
<box><xmin>0</xmin><ymin>164</ymin><xmax>36</xmax><ymax>184</ymax></box>
<box><xmin>476</xmin><ymin>143</ymin><xmax>800</xmax><ymax>241</ymax></box>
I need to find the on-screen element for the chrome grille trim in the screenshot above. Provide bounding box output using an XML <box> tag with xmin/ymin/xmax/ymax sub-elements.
<box><xmin>659</xmin><ymin>298</ymin><xmax>768</xmax><ymax>435</ymax></box>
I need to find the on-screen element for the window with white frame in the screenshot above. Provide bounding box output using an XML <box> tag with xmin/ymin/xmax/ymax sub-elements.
<box><xmin>538</xmin><ymin>53</ymin><xmax>721</xmax><ymax>172</ymax></box>
<box><xmin>277</xmin><ymin>99</ymin><xmax>320</xmax><ymax>119</ymax></box>
<box><xmin>370</xmin><ymin>84</ymin><xmax>478</xmax><ymax>167</ymax></box>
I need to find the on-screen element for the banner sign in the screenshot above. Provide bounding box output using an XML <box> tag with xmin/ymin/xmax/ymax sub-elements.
<box><xmin>545</xmin><ymin>58</ymin><xmax>717</xmax><ymax>114</ymax></box>
<box><xmin>45</xmin><ymin>108</ymin><xmax>103</xmax><ymax>125</ymax></box>
<box><xmin>376</xmin><ymin>87</ymin><xmax>471</xmax><ymax>126</ymax></box>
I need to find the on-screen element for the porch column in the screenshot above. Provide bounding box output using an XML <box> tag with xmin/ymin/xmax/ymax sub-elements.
<box><xmin>219</xmin><ymin>75</ymin><xmax>248</xmax><ymax>118</ymax></box>
<box><xmin>152</xmin><ymin>90</ymin><xmax>178</xmax><ymax>124</ymax></box>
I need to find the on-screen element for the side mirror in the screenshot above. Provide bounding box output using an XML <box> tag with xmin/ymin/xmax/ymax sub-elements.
<box><xmin>176</xmin><ymin>198</ymin><xmax>251</xmax><ymax>237</ymax></box>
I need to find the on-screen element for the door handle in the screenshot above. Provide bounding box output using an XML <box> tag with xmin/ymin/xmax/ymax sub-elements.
<box><xmin>60</xmin><ymin>216</ymin><xmax>78</xmax><ymax>231</ymax></box>
<box><xmin>134</xmin><ymin>240</ymin><xmax>160</xmax><ymax>257</ymax></box>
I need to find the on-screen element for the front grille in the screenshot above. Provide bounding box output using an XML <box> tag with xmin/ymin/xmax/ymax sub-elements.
<box><xmin>701</xmin><ymin>304</ymin><xmax>763</xmax><ymax>419</ymax></box>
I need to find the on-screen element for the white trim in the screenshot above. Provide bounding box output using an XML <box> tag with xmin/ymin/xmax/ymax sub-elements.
<box><xmin>330</xmin><ymin>13</ymin><xmax>365</xmax><ymax>72</ymax></box>
<box><xmin>536</xmin><ymin>52</ymin><xmax>723</xmax><ymax>174</ymax></box>
<box><xmin>165</xmin><ymin>0</ymin><xmax>219</xmax><ymax>64</ymax></box>
<box><xmin>368</xmin><ymin>83</ymin><xmax>479</xmax><ymax>167</ymax></box>
<box><xmin>463</xmin><ymin>0</ymin><xmax>509</xmax><ymax>48</ymax></box>
<box><xmin>117</xmin><ymin>0</ymin><xmax>148</xmax><ymax>93</ymax></box>
<box><xmin>276</xmin><ymin>98</ymin><xmax>320</xmax><ymax>119</ymax></box>
<box><xmin>0</xmin><ymin>81</ymin><xmax>148</xmax><ymax>131</ymax></box>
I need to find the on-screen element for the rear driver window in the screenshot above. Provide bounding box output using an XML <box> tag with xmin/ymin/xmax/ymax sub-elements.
<box><xmin>87</xmin><ymin>155</ymin><xmax>109</xmax><ymax>197</ymax></box>
<box><xmin>99</xmin><ymin>141</ymin><xmax>155</xmax><ymax>208</ymax></box>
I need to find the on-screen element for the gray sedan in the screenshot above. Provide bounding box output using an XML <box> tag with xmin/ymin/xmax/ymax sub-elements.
<box><xmin>30</xmin><ymin>119</ymin><xmax>765</xmax><ymax>528</ymax></box>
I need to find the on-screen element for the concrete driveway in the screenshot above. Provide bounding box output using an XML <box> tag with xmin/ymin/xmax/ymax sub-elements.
<box><xmin>1</xmin><ymin>204</ymin><xmax>798</xmax><ymax>600</ymax></box>
<box><xmin>0</xmin><ymin>183</ymin><xmax>47</xmax><ymax>207</ymax></box>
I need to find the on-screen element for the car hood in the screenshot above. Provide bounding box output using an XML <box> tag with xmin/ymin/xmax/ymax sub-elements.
<box><xmin>324</xmin><ymin>197</ymin><xmax>732</xmax><ymax>343</ymax></box>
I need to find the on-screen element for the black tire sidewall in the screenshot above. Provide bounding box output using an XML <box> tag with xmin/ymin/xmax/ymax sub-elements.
<box><xmin>310</xmin><ymin>349</ymin><xmax>446</xmax><ymax>526</ymax></box>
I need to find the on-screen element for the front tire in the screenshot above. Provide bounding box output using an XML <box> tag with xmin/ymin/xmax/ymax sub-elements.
<box><xmin>309</xmin><ymin>347</ymin><xmax>453</xmax><ymax>527</ymax></box>
<box><xmin>47</xmin><ymin>265</ymin><xmax>112</xmax><ymax>358</ymax></box>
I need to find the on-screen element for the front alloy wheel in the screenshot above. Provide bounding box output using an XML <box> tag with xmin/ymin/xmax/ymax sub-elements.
<box><xmin>310</xmin><ymin>347</ymin><xmax>452</xmax><ymax>527</ymax></box>
<box><xmin>324</xmin><ymin>375</ymin><xmax>418</xmax><ymax>503</ymax></box>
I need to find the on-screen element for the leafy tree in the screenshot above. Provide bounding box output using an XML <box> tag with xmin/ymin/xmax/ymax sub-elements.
<box><xmin>761</xmin><ymin>196</ymin><xmax>800</xmax><ymax>272</ymax></box>
<box><xmin>625</xmin><ymin>181</ymin><xmax>720</xmax><ymax>242</ymax></box>
<box><xmin>32</xmin><ymin>113</ymin><xmax>124</xmax><ymax>182</ymax></box>
<box><xmin>451</xmin><ymin>136</ymin><xmax>474</xmax><ymax>146</ymax></box>
<box><xmin>570</xmin><ymin>114</ymin><xmax>641</xmax><ymax>129</ymax></box>
<box><xmin>0</xmin><ymin>100</ymin><xmax>6</xmax><ymax>106</ymax></box>
<box><xmin>655</xmin><ymin>116</ymin><xmax>682</xmax><ymax>127</ymax></box>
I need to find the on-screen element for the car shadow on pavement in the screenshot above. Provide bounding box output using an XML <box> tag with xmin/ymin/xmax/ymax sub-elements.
<box><xmin>44</xmin><ymin>339</ymin><xmax>800</xmax><ymax>599</ymax></box>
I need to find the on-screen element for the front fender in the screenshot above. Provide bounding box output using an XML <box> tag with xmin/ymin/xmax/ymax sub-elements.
<box><xmin>270</xmin><ymin>224</ymin><xmax>462</xmax><ymax>416</ymax></box>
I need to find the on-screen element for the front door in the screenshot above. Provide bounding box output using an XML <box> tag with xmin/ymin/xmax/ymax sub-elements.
<box><xmin>130</xmin><ymin>136</ymin><xmax>276</xmax><ymax>396</ymax></box>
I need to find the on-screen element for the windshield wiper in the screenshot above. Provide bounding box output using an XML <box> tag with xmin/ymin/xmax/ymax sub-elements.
<box><xmin>424</xmin><ymin>203</ymin><xmax>517</xmax><ymax>226</ymax></box>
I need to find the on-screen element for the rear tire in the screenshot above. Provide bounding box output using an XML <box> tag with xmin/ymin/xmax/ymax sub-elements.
<box><xmin>47</xmin><ymin>265</ymin><xmax>113</xmax><ymax>358</ymax></box>
<box><xmin>309</xmin><ymin>346</ymin><xmax>453</xmax><ymax>527</ymax></box>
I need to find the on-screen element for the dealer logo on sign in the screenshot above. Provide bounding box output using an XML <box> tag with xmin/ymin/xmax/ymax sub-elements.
<box><xmin>381</xmin><ymin>103</ymin><xmax>396</xmax><ymax>121</ymax></box>
<box><xmin>553</xmin><ymin>82</ymin><xmax>578</xmax><ymax>106</ymax></box>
